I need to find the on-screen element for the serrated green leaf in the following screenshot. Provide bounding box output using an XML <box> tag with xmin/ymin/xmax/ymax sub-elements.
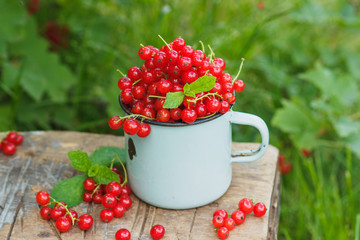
<box><xmin>163</xmin><ymin>92</ymin><xmax>185</xmax><ymax>109</ymax></box>
<box><xmin>50</xmin><ymin>174</ymin><xmax>87</xmax><ymax>208</ymax></box>
<box><xmin>89</xmin><ymin>146</ymin><xmax>126</xmax><ymax>167</ymax></box>
<box><xmin>188</xmin><ymin>75</ymin><xmax>216</xmax><ymax>94</ymax></box>
<box><xmin>93</xmin><ymin>166</ymin><xmax>120</xmax><ymax>185</ymax></box>
<box><xmin>88</xmin><ymin>164</ymin><xmax>99</xmax><ymax>177</ymax></box>
<box><xmin>68</xmin><ymin>150</ymin><xmax>91</xmax><ymax>173</ymax></box>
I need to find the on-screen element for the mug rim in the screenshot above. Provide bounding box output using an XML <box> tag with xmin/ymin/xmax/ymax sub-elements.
<box><xmin>118</xmin><ymin>95</ymin><xmax>227</xmax><ymax>127</ymax></box>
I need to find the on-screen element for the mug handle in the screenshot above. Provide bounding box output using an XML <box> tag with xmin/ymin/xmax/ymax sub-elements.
<box><xmin>230</xmin><ymin>111</ymin><xmax>269</xmax><ymax>163</ymax></box>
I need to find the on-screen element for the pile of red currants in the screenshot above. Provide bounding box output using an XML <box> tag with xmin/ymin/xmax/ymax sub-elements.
<box><xmin>109</xmin><ymin>36</ymin><xmax>246</xmax><ymax>137</ymax></box>
<box><xmin>0</xmin><ymin>131</ymin><xmax>24</xmax><ymax>155</ymax></box>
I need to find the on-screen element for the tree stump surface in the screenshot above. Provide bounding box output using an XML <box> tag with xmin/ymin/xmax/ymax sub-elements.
<box><xmin>0</xmin><ymin>131</ymin><xmax>280</xmax><ymax>240</ymax></box>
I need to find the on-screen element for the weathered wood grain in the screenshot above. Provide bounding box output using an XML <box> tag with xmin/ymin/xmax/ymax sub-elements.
<box><xmin>0</xmin><ymin>131</ymin><xmax>279</xmax><ymax>240</ymax></box>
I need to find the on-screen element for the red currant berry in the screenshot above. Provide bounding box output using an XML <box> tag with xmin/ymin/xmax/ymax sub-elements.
<box><xmin>137</xmin><ymin>122</ymin><xmax>151</xmax><ymax>138</ymax></box>
<box><xmin>231</xmin><ymin>210</ymin><xmax>246</xmax><ymax>225</ymax></box>
<box><xmin>172</xmin><ymin>37</ymin><xmax>185</xmax><ymax>51</ymax></box>
<box><xmin>3</xmin><ymin>142</ymin><xmax>16</xmax><ymax>155</ymax></box>
<box><xmin>5</xmin><ymin>132</ymin><xmax>17</xmax><ymax>144</ymax></box>
<box><xmin>123</xmin><ymin>118</ymin><xmax>140</xmax><ymax>135</ymax></box>
<box><xmin>213</xmin><ymin>58</ymin><xmax>226</xmax><ymax>71</ymax></box>
<box><xmin>36</xmin><ymin>191</ymin><xmax>50</xmax><ymax>205</ymax></box>
<box><xmin>210</xmin><ymin>82</ymin><xmax>222</xmax><ymax>93</ymax></box>
<box><xmin>212</xmin><ymin>215</ymin><xmax>224</xmax><ymax>228</ymax></box>
<box><xmin>154</xmin><ymin>98</ymin><xmax>165</xmax><ymax>111</ymax></box>
<box><xmin>206</xmin><ymin>98</ymin><xmax>221</xmax><ymax>113</ymax></box>
<box><xmin>54</xmin><ymin>202</ymin><xmax>67</xmax><ymax>215</ymax></box>
<box><xmin>121</xmin><ymin>89</ymin><xmax>134</xmax><ymax>104</ymax></box>
<box><xmin>118</xmin><ymin>77</ymin><xmax>132</xmax><ymax>90</ymax></box>
<box><xmin>195</xmin><ymin>103</ymin><xmax>207</xmax><ymax>117</ymax></box>
<box><xmin>142</xmin><ymin>70</ymin><xmax>155</xmax><ymax>84</ymax></box>
<box><xmin>233</xmin><ymin>80</ymin><xmax>245</xmax><ymax>92</ymax></box>
<box><xmin>253</xmin><ymin>202</ymin><xmax>267</xmax><ymax>217</ymax></box>
<box><xmin>100</xmin><ymin>209</ymin><xmax>114</xmax><ymax>223</ymax></box>
<box><xmin>209</xmin><ymin>64</ymin><xmax>222</xmax><ymax>77</ymax></box>
<box><xmin>102</xmin><ymin>193</ymin><xmax>118</xmax><ymax>209</ymax></box>
<box><xmin>154</xmin><ymin>51</ymin><xmax>167</xmax><ymax>68</ymax></box>
<box><xmin>157</xmin><ymin>80</ymin><xmax>172</xmax><ymax>94</ymax></box>
<box><xmin>192</xmin><ymin>50</ymin><xmax>205</xmax><ymax>67</ymax></box>
<box><xmin>145</xmin><ymin>58</ymin><xmax>156</xmax><ymax>70</ymax></box>
<box><xmin>131</xmin><ymin>101</ymin><xmax>145</xmax><ymax>114</ymax></box>
<box><xmin>120</xmin><ymin>184</ymin><xmax>131</xmax><ymax>196</ymax></box>
<box><xmin>166</xmin><ymin>50</ymin><xmax>179</xmax><ymax>65</ymax></box>
<box><xmin>178</xmin><ymin>57</ymin><xmax>192</xmax><ymax>71</ymax></box>
<box><xmin>127</xmin><ymin>66</ymin><xmax>141</xmax><ymax>81</ymax></box>
<box><xmin>169</xmin><ymin>65</ymin><xmax>181</xmax><ymax>77</ymax></box>
<box><xmin>115</xmin><ymin>228</ymin><xmax>131</xmax><ymax>240</ymax></box>
<box><xmin>219</xmin><ymin>101</ymin><xmax>230</xmax><ymax>113</ymax></box>
<box><xmin>56</xmin><ymin>217</ymin><xmax>71</xmax><ymax>232</ymax></box>
<box><xmin>182</xmin><ymin>70</ymin><xmax>198</xmax><ymax>84</ymax></box>
<box><xmin>170</xmin><ymin>108</ymin><xmax>182</xmax><ymax>121</ymax></box>
<box><xmin>156</xmin><ymin>109</ymin><xmax>170</xmax><ymax>122</ymax></box>
<box><xmin>219</xmin><ymin>73</ymin><xmax>232</xmax><ymax>85</ymax></box>
<box><xmin>150</xmin><ymin>224</ymin><xmax>165</xmax><ymax>239</ymax></box>
<box><xmin>141</xmin><ymin>107</ymin><xmax>156</xmax><ymax>119</ymax></box>
<box><xmin>113</xmin><ymin>203</ymin><xmax>126</xmax><ymax>218</ymax></box>
<box><xmin>181</xmin><ymin>108</ymin><xmax>197</xmax><ymax>123</ymax></box>
<box><xmin>92</xmin><ymin>193</ymin><xmax>103</xmax><ymax>204</ymax></box>
<box><xmin>118</xmin><ymin>195</ymin><xmax>132</xmax><ymax>210</ymax></box>
<box><xmin>223</xmin><ymin>92</ymin><xmax>235</xmax><ymax>104</ymax></box>
<box><xmin>217</xmin><ymin>227</ymin><xmax>229</xmax><ymax>239</ymax></box>
<box><xmin>223</xmin><ymin>217</ymin><xmax>235</xmax><ymax>231</ymax></box>
<box><xmin>180</xmin><ymin>45</ymin><xmax>194</xmax><ymax>58</ymax></box>
<box><xmin>51</xmin><ymin>208</ymin><xmax>65</xmax><ymax>220</ymax></box>
<box><xmin>65</xmin><ymin>210</ymin><xmax>78</xmax><ymax>223</ymax></box>
<box><xmin>133</xmin><ymin>85</ymin><xmax>146</xmax><ymax>99</ymax></box>
<box><xmin>40</xmin><ymin>206</ymin><xmax>52</xmax><ymax>220</ymax></box>
<box><xmin>222</xmin><ymin>82</ymin><xmax>234</xmax><ymax>94</ymax></box>
<box><xmin>239</xmin><ymin>198</ymin><xmax>254</xmax><ymax>214</ymax></box>
<box><xmin>213</xmin><ymin>209</ymin><xmax>228</xmax><ymax>219</ymax></box>
<box><xmin>138</xmin><ymin>46</ymin><xmax>152</xmax><ymax>60</ymax></box>
<box><xmin>78</xmin><ymin>214</ymin><xmax>93</xmax><ymax>230</ymax></box>
<box><xmin>83</xmin><ymin>178</ymin><xmax>96</xmax><ymax>192</ymax></box>
<box><xmin>171</xmin><ymin>83</ymin><xmax>183</xmax><ymax>92</ymax></box>
<box><xmin>83</xmin><ymin>192</ymin><xmax>92</xmax><ymax>203</ymax></box>
<box><xmin>105</xmin><ymin>181</ymin><xmax>122</xmax><ymax>197</ymax></box>
<box><xmin>108</xmin><ymin>116</ymin><xmax>123</xmax><ymax>130</ymax></box>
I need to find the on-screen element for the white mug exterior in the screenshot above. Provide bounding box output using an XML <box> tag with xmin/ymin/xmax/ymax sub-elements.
<box><xmin>124</xmin><ymin>110</ymin><xmax>269</xmax><ymax>209</ymax></box>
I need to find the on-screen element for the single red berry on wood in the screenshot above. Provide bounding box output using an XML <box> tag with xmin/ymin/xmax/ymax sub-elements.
<box><xmin>65</xmin><ymin>210</ymin><xmax>78</xmax><ymax>223</ymax></box>
<box><xmin>5</xmin><ymin>132</ymin><xmax>17</xmax><ymax>144</ymax></box>
<box><xmin>253</xmin><ymin>202</ymin><xmax>267</xmax><ymax>217</ymax></box>
<box><xmin>239</xmin><ymin>198</ymin><xmax>254</xmax><ymax>214</ymax></box>
<box><xmin>213</xmin><ymin>209</ymin><xmax>228</xmax><ymax>219</ymax></box>
<box><xmin>105</xmin><ymin>181</ymin><xmax>122</xmax><ymax>197</ymax></box>
<box><xmin>78</xmin><ymin>214</ymin><xmax>93</xmax><ymax>230</ymax></box>
<box><xmin>119</xmin><ymin>195</ymin><xmax>132</xmax><ymax>210</ymax></box>
<box><xmin>102</xmin><ymin>193</ymin><xmax>118</xmax><ymax>209</ymax></box>
<box><xmin>14</xmin><ymin>134</ymin><xmax>23</xmax><ymax>145</ymax></box>
<box><xmin>217</xmin><ymin>226</ymin><xmax>230</xmax><ymax>239</ymax></box>
<box><xmin>3</xmin><ymin>142</ymin><xmax>16</xmax><ymax>155</ymax></box>
<box><xmin>36</xmin><ymin>191</ymin><xmax>50</xmax><ymax>205</ymax></box>
<box><xmin>223</xmin><ymin>217</ymin><xmax>235</xmax><ymax>231</ymax></box>
<box><xmin>150</xmin><ymin>224</ymin><xmax>165</xmax><ymax>239</ymax></box>
<box><xmin>113</xmin><ymin>203</ymin><xmax>126</xmax><ymax>218</ymax></box>
<box><xmin>212</xmin><ymin>215</ymin><xmax>224</xmax><ymax>228</ymax></box>
<box><xmin>40</xmin><ymin>206</ymin><xmax>52</xmax><ymax>220</ymax></box>
<box><xmin>92</xmin><ymin>193</ymin><xmax>103</xmax><ymax>204</ymax></box>
<box><xmin>120</xmin><ymin>184</ymin><xmax>131</xmax><ymax>196</ymax></box>
<box><xmin>100</xmin><ymin>209</ymin><xmax>114</xmax><ymax>223</ymax></box>
<box><xmin>56</xmin><ymin>216</ymin><xmax>71</xmax><ymax>232</ymax></box>
<box><xmin>51</xmin><ymin>208</ymin><xmax>65</xmax><ymax>220</ymax></box>
<box><xmin>115</xmin><ymin>228</ymin><xmax>131</xmax><ymax>240</ymax></box>
<box><xmin>231</xmin><ymin>210</ymin><xmax>246</xmax><ymax>225</ymax></box>
<box><xmin>54</xmin><ymin>202</ymin><xmax>67</xmax><ymax>215</ymax></box>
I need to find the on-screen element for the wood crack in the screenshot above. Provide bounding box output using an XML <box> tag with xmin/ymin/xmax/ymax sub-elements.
<box><xmin>138</xmin><ymin>204</ymin><xmax>150</xmax><ymax>238</ymax></box>
<box><xmin>188</xmin><ymin>208</ymin><xmax>197</xmax><ymax>239</ymax></box>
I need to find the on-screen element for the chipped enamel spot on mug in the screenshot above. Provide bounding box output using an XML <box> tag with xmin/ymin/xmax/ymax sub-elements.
<box><xmin>128</xmin><ymin>137</ymin><xmax>136</xmax><ymax>160</ymax></box>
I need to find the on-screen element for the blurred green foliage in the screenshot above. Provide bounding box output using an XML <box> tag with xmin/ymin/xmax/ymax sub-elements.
<box><xmin>1</xmin><ymin>0</ymin><xmax>360</xmax><ymax>239</ymax></box>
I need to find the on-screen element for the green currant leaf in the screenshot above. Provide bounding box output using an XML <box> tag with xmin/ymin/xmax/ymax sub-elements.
<box><xmin>88</xmin><ymin>164</ymin><xmax>99</xmax><ymax>177</ymax></box>
<box><xmin>188</xmin><ymin>75</ymin><xmax>216</xmax><ymax>94</ymax></box>
<box><xmin>68</xmin><ymin>150</ymin><xmax>91</xmax><ymax>173</ymax></box>
<box><xmin>93</xmin><ymin>165</ymin><xmax>121</xmax><ymax>185</ymax></box>
<box><xmin>89</xmin><ymin>146</ymin><xmax>126</xmax><ymax>167</ymax></box>
<box><xmin>50</xmin><ymin>174</ymin><xmax>87</xmax><ymax>208</ymax></box>
<box><xmin>163</xmin><ymin>91</ymin><xmax>185</xmax><ymax>109</ymax></box>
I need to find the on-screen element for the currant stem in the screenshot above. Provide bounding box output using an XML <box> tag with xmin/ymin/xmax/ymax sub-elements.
<box><xmin>140</xmin><ymin>43</ymin><xmax>145</xmax><ymax>47</ymax></box>
<box><xmin>158</xmin><ymin>35</ymin><xmax>171</xmax><ymax>50</ymax></box>
<box><xmin>50</xmin><ymin>196</ymin><xmax>76</xmax><ymax>225</ymax></box>
<box><xmin>115</xmin><ymin>154</ymin><xmax>128</xmax><ymax>187</ymax></box>
<box><xmin>91</xmin><ymin>184</ymin><xmax>101</xmax><ymax>198</ymax></box>
<box><xmin>117</xmin><ymin>69</ymin><xmax>126</xmax><ymax>77</ymax></box>
<box><xmin>120</xmin><ymin>114</ymin><xmax>154</xmax><ymax>121</ymax></box>
<box><xmin>187</xmin><ymin>92</ymin><xmax>223</xmax><ymax>103</ymax></box>
<box><xmin>208</xmin><ymin>45</ymin><xmax>215</xmax><ymax>62</ymax></box>
<box><xmin>149</xmin><ymin>95</ymin><xmax>166</xmax><ymax>99</ymax></box>
<box><xmin>199</xmin><ymin>41</ymin><xmax>205</xmax><ymax>53</ymax></box>
<box><xmin>197</xmin><ymin>112</ymin><xmax>217</xmax><ymax>119</ymax></box>
<box><xmin>132</xmin><ymin>79</ymin><xmax>142</xmax><ymax>85</ymax></box>
<box><xmin>232</xmin><ymin>58</ymin><xmax>245</xmax><ymax>84</ymax></box>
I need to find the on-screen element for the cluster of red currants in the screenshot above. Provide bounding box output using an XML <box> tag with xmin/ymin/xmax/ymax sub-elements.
<box><xmin>212</xmin><ymin>198</ymin><xmax>267</xmax><ymax>239</ymax></box>
<box><xmin>108</xmin><ymin>115</ymin><xmax>151</xmax><ymax>137</ymax></box>
<box><xmin>0</xmin><ymin>131</ymin><xmax>24</xmax><ymax>155</ymax></box>
<box><xmin>109</xmin><ymin>36</ymin><xmax>246</xmax><ymax>137</ymax></box>
<box><xmin>36</xmin><ymin>191</ymin><xmax>93</xmax><ymax>232</ymax></box>
<box><xmin>278</xmin><ymin>154</ymin><xmax>292</xmax><ymax>175</ymax></box>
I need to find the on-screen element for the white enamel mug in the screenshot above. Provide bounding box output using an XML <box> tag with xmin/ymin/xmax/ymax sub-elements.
<box><xmin>121</xmin><ymin>101</ymin><xmax>269</xmax><ymax>209</ymax></box>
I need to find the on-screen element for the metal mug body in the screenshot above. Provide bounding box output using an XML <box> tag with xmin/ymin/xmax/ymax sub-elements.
<box><xmin>124</xmin><ymin>109</ymin><xmax>269</xmax><ymax>209</ymax></box>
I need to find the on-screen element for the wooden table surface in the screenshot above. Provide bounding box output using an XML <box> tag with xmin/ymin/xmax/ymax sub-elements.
<box><xmin>0</xmin><ymin>131</ymin><xmax>280</xmax><ymax>240</ymax></box>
